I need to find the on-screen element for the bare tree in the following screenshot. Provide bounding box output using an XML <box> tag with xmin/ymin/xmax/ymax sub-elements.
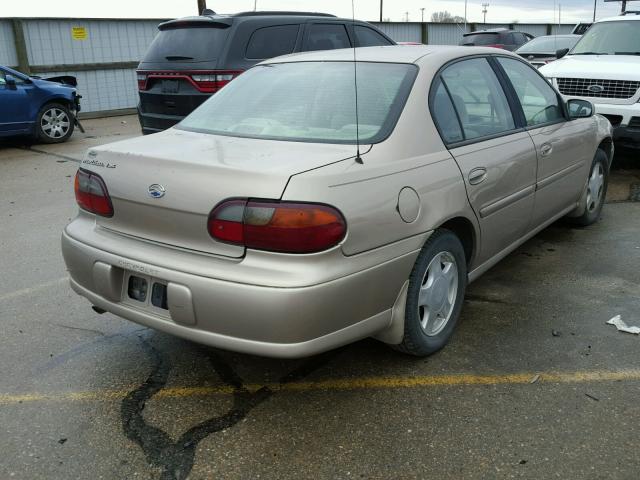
<box><xmin>431</xmin><ymin>11</ymin><xmax>465</xmax><ymax>23</ymax></box>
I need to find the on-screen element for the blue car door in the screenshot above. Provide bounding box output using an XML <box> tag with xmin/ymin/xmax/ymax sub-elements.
<box><xmin>0</xmin><ymin>68</ymin><xmax>32</xmax><ymax>134</ymax></box>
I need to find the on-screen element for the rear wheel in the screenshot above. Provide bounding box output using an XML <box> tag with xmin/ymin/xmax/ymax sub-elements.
<box><xmin>395</xmin><ymin>229</ymin><xmax>467</xmax><ymax>357</ymax></box>
<box><xmin>567</xmin><ymin>149</ymin><xmax>608</xmax><ymax>227</ymax></box>
<box><xmin>35</xmin><ymin>103</ymin><xmax>74</xmax><ymax>144</ymax></box>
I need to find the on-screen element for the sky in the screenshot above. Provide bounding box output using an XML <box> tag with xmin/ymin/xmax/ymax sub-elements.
<box><xmin>0</xmin><ymin>0</ymin><xmax>628</xmax><ymax>23</ymax></box>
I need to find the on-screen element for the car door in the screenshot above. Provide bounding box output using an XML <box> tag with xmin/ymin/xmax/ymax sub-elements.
<box><xmin>431</xmin><ymin>57</ymin><xmax>537</xmax><ymax>265</ymax></box>
<box><xmin>495</xmin><ymin>57</ymin><xmax>595</xmax><ymax>229</ymax></box>
<box><xmin>0</xmin><ymin>69</ymin><xmax>31</xmax><ymax>133</ymax></box>
<box><xmin>302</xmin><ymin>22</ymin><xmax>352</xmax><ymax>52</ymax></box>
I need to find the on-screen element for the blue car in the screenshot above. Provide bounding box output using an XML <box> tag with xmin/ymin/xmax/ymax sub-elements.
<box><xmin>0</xmin><ymin>65</ymin><xmax>81</xmax><ymax>143</ymax></box>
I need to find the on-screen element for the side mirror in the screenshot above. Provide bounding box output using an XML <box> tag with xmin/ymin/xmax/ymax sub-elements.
<box><xmin>567</xmin><ymin>99</ymin><xmax>594</xmax><ymax>119</ymax></box>
<box><xmin>556</xmin><ymin>48</ymin><xmax>569</xmax><ymax>59</ymax></box>
<box><xmin>5</xmin><ymin>74</ymin><xmax>17</xmax><ymax>89</ymax></box>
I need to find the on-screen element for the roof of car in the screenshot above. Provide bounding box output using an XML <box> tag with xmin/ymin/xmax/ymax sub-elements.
<box><xmin>159</xmin><ymin>11</ymin><xmax>364</xmax><ymax>29</ymax></box>
<box><xmin>597</xmin><ymin>13</ymin><xmax>640</xmax><ymax>22</ymax></box>
<box><xmin>262</xmin><ymin>45</ymin><xmax>518</xmax><ymax>65</ymax></box>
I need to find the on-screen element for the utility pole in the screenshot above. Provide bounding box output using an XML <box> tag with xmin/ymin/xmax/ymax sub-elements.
<box><xmin>379</xmin><ymin>0</ymin><xmax>383</xmax><ymax>22</ymax></box>
<box><xmin>421</xmin><ymin>7</ymin><xmax>425</xmax><ymax>23</ymax></box>
<box><xmin>482</xmin><ymin>3</ymin><xmax>489</xmax><ymax>24</ymax></box>
<box><xmin>464</xmin><ymin>0</ymin><xmax>468</xmax><ymax>31</ymax></box>
<box><xmin>197</xmin><ymin>0</ymin><xmax>206</xmax><ymax>15</ymax></box>
<box><xmin>405</xmin><ymin>11</ymin><xmax>410</xmax><ymax>22</ymax></box>
<box><xmin>254</xmin><ymin>0</ymin><xmax>257</xmax><ymax>11</ymax></box>
<box><xmin>593</xmin><ymin>0</ymin><xmax>597</xmax><ymax>21</ymax></box>
<box><xmin>558</xmin><ymin>3</ymin><xmax>561</xmax><ymax>25</ymax></box>
<box><xmin>622</xmin><ymin>1</ymin><xmax>627</xmax><ymax>13</ymax></box>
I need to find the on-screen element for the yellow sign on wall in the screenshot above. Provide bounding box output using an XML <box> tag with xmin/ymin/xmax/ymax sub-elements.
<box><xmin>71</xmin><ymin>27</ymin><xmax>88</xmax><ymax>40</ymax></box>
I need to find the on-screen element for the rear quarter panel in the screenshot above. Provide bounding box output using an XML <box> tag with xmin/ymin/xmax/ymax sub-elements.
<box><xmin>283</xmin><ymin>59</ymin><xmax>479</xmax><ymax>259</ymax></box>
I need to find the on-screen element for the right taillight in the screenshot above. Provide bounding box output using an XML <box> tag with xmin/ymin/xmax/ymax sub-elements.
<box><xmin>74</xmin><ymin>168</ymin><xmax>113</xmax><ymax>217</ymax></box>
<box><xmin>208</xmin><ymin>199</ymin><xmax>346</xmax><ymax>254</ymax></box>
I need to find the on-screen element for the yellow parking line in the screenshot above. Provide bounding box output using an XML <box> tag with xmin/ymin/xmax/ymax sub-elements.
<box><xmin>1</xmin><ymin>369</ymin><xmax>639</xmax><ymax>405</ymax></box>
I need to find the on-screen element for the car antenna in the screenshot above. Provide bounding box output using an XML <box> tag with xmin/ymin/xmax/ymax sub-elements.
<box><xmin>352</xmin><ymin>0</ymin><xmax>363</xmax><ymax>164</ymax></box>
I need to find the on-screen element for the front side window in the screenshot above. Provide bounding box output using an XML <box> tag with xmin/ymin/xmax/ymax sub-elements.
<box><xmin>354</xmin><ymin>26</ymin><xmax>393</xmax><ymax>47</ymax></box>
<box><xmin>497</xmin><ymin>57</ymin><xmax>564</xmax><ymax>126</ymax></box>
<box><xmin>571</xmin><ymin>20</ymin><xmax>640</xmax><ymax>55</ymax></box>
<box><xmin>440</xmin><ymin>58</ymin><xmax>515</xmax><ymax>141</ymax></box>
<box><xmin>305</xmin><ymin>24</ymin><xmax>351</xmax><ymax>51</ymax></box>
<box><xmin>245</xmin><ymin>25</ymin><xmax>299</xmax><ymax>59</ymax></box>
<box><xmin>0</xmin><ymin>70</ymin><xmax>6</xmax><ymax>86</ymax></box>
<box><xmin>179</xmin><ymin>61</ymin><xmax>417</xmax><ymax>144</ymax></box>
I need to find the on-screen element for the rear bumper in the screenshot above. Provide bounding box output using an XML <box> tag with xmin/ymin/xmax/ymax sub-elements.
<box><xmin>61</xmin><ymin>226</ymin><xmax>423</xmax><ymax>358</ymax></box>
<box><xmin>137</xmin><ymin>109</ymin><xmax>184</xmax><ymax>135</ymax></box>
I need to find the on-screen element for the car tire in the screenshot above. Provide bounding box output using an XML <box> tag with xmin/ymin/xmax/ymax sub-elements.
<box><xmin>34</xmin><ymin>103</ymin><xmax>75</xmax><ymax>144</ymax></box>
<box><xmin>394</xmin><ymin>229</ymin><xmax>468</xmax><ymax>357</ymax></box>
<box><xmin>566</xmin><ymin>149</ymin><xmax>608</xmax><ymax>227</ymax></box>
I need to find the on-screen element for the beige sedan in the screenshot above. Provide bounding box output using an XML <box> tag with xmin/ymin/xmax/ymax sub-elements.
<box><xmin>62</xmin><ymin>46</ymin><xmax>613</xmax><ymax>358</ymax></box>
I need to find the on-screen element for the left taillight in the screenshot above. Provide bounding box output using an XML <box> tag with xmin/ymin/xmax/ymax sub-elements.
<box><xmin>74</xmin><ymin>168</ymin><xmax>113</xmax><ymax>217</ymax></box>
<box><xmin>137</xmin><ymin>72</ymin><xmax>147</xmax><ymax>91</ymax></box>
<box><xmin>208</xmin><ymin>199</ymin><xmax>346</xmax><ymax>254</ymax></box>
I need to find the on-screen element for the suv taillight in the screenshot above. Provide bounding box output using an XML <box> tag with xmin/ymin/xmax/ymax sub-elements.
<box><xmin>487</xmin><ymin>44</ymin><xmax>506</xmax><ymax>49</ymax></box>
<box><xmin>137</xmin><ymin>73</ymin><xmax>147</xmax><ymax>90</ymax></box>
<box><xmin>191</xmin><ymin>72</ymin><xmax>239</xmax><ymax>93</ymax></box>
<box><xmin>74</xmin><ymin>168</ymin><xmax>113</xmax><ymax>217</ymax></box>
<box><xmin>136</xmin><ymin>70</ymin><xmax>242</xmax><ymax>93</ymax></box>
<box><xmin>208</xmin><ymin>199</ymin><xmax>346</xmax><ymax>254</ymax></box>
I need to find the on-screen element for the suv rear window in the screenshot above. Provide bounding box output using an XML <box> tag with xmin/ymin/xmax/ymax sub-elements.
<box><xmin>142</xmin><ymin>26</ymin><xmax>231</xmax><ymax>63</ymax></box>
<box><xmin>460</xmin><ymin>33</ymin><xmax>500</xmax><ymax>46</ymax></box>
<box><xmin>246</xmin><ymin>25</ymin><xmax>299</xmax><ymax>59</ymax></box>
<box><xmin>178</xmin><ymin>61</ymin><xmax>417</xmax><ymax>144</ymax></box>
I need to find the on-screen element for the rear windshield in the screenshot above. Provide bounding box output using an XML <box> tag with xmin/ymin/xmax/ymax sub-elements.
<box><xmin>177</xmin><ymin>61</ymin><xmax>417</xmax><ymax>144</ymax></box>
<box><xmin>516</xmin><ymin>36</ymin><xmax>579</xmax><ymax>54</ymax></box>
<box><xmin>460</xmin><ymin>33</ymin><xmax>499</xmax><ymax>45</ymax></box>
<box><xmin>142</xmin><ymin>26</ymin><xmax>230</xmax><ymax>63</ymax></box>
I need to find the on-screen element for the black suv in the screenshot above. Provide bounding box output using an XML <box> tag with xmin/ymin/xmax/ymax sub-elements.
<box><xmin>459</xmin><ymin>29</ymin><xmax>534</xmax><ymax>51</ymax></box>
<box><xmin>137</xmin><ymin>11</ymin><xmax>395</xmax><ymax>134</ymax></box>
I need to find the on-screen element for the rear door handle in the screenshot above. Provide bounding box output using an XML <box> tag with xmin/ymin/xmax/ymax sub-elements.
<box><xmin>540</xmin><ymin>143</ymin><xmax>553</xmax><ymax>156</ymax></box>
<box><xmin>468</xmin><ymin>167</ymin><xmax>487</xmax><ymax>185</ymax></box>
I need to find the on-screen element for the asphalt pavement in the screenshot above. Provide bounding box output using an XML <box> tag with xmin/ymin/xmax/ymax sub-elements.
<box><xmin>1</xmin><ymin>117</ymin><xmax>639</xmax><ymax>480</ymax></box>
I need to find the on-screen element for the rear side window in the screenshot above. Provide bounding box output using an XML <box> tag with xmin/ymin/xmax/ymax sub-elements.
<box><xmin>460</xmin><ymin>33</ymin><xmax>499</xmax><ymax>46</ymax></box>
<box><xmin>354</xmin><ymin>26</ymin><xmax>393</xmax><ymax>47</ymax></box>
<box><xmin>431</xmin><ymin>79</ymin><xmax>464</xmax><ymax>144</ymax></box>
<box><xmin>439</xmin><ymin>58</ymin><xmax>515</xmax><ymax>141</ymax></box>
<box><xmin>305</xmin><ymin>24</ymin><xmax>351</xmax><ymax>51</ymax></box>
<box><xmin>142</xmin><ymin>26</ymin><xmax>231</xmax><ymax>63</ymax></box>
<box><xmin>0</xmin><ymin>71</ymin><xmax>6</xmax><ymax>85</ymax></box>
<box><xmin>245</xmin><ymin>25</ymin><xmax>300</xmax><ymax>59</ymax></box>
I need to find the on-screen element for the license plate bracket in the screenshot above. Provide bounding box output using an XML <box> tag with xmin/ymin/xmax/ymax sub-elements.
<box><xmin>161</xmin><ymin>79</ymin><xmax>179</xmax><ymax>94</ymax></box>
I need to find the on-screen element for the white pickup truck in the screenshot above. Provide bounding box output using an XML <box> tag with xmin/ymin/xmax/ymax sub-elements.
<box><xmin>540</xmin><ymin>13</ymin><xmax>640</xmax><ymax>151</ymax></box>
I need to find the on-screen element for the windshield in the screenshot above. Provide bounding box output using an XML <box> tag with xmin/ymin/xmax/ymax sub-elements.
<box><xmin>178</xmin><ymin>62</ymin><xmax>417</xmax><ymax>144</ymax></box>
<box><xmin>571</xmin><ymin>20</ymin><xmax>640</xmax><ymax>55</ymax></box>
<box><xmin>516</xmin><ymin>36</ymin><xmax>579</xmax><ymax>54</ymax></box>
<box><xmin>460</xmin><ymin>33</ymin><xmax>499</xmax><ymax>46</ymax></box>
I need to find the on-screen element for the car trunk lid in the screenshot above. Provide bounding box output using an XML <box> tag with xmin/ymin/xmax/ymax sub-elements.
<box><xmin>82</xmin><ymin>128</ymin><xmax>358</xmax><ymax>258</ymax></box>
